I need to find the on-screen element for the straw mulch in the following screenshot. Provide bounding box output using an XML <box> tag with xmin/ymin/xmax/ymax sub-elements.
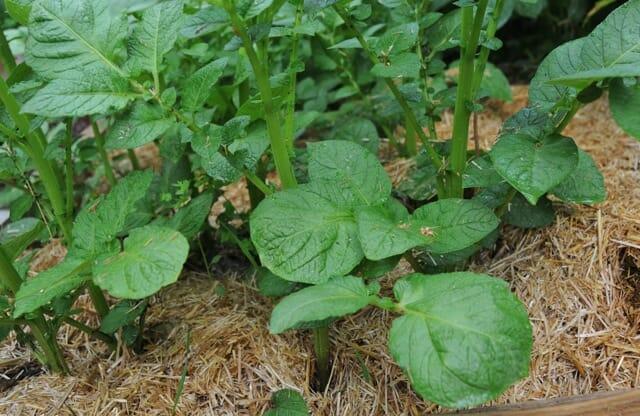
<box><xmin>1</xmin><ymin>87</ymin><xmax>639</xmax><ymax>415</ymax></box>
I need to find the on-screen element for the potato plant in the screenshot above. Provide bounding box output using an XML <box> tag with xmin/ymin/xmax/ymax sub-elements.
<box><xmin>0</xmin><ymin>0</ymin><xmax>638</xmax><ymax>410</ymax></box>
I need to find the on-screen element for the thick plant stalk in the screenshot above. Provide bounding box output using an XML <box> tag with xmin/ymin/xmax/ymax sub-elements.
<box><xmin>91</xmin><ymin>121</ymin><xmax>117</xmax><ymax>187</ymax></box>
<box><xmin>471</xmin><ymin>0</ymin><xmax>505</xmax><ymax>98</ymax></box>
<box><xmin>0</xmin><ymin>248</ymin><xmax>69</xmax><ymax>374</ymax></box>
<box><xmin>0</xmin><ymin>76</ymin><xmax>73</xmax><ymax>242</ymax></box>
<box><xmin>64</xmin><ymin>120</ymin><xmax>75</xmax><ymax>219</ymax></box>
<box><xmin>313</xmin><ymin>326</ymin><xmax>331</xmax><ymax>389</ymax></box>
<box><xmin>284</xmin><ymin>2</ymin><xmax>303</xmax><ymax>152</ymax></box>
<box><xmin>447</xmin><ymin>1</ymin><xmax>489</xmax><ymax>198</ymax></box>
<box><xmin>224</xmin><ymin>1</ymin><xmax>297</xmax><ymax>189</ymax></box>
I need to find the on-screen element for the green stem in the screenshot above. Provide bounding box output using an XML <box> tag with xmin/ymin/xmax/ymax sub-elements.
<box><xmin>64</xmin><ymin>120</ymin><xmax>74</xmax><ymax>220</ymax></box>
<box><xmin>404</xmin><ymin>114</ymin><xmax>418</xmax><ymax>156</ymax></box>
<box><xmin>0</xmin><ymin>248</ymin><xmax>68</xmax><ymax>373</ymax></box>
<box><xmin>334</xmin><ymin>6</ymin><xmax>444</xmax><ymax>175</ymax></box>
<box><xmin>0</xmin><ymin>76</ymin><xmax>72</xmax><ymax>243</ymax></box>
<box><xmin>283</xmin><ymin>2</ymin><xmax>303</xmax><ymax>151</ymax></box>
<box><xmin>0</xmin><ymin>26</ymin><xmax>16</xmax><ymax>72</ymax></box>
<box><xmin>555</xmin><ymin>101</ymin><xmax>582</xmax><ymax>133</ymax></box>
<box><xmin>91</xmin><ymin>121</ymin><xmax>117</xmax><ymax>187</ymax></box>
<box><xmin>447</xmin><ymin>1</ymin><xmax>489</xmax><ymax>198</ymax></box>
<box><xmin>471</xmin><ymin>0</ymin><xmax>505</xmax><ymax>98</ymax></box>
<box><xmin>87</xmin><ymin>282</ymin><xmax>109</xmax><ymax>319</ymax></box>
<box><xmin>313</xmin><ymin>326</ymin><xmax>331</xmax><ymax>390</ymax></box>
<box><xmin>224</xmin><ymin>1</ymin><xmax>297</xmax><ymax>189</ymax></box>
<box><xmin>127</xmin><ymin>149</ymin><xmax>141</xmax><ymax>170</ymax></box>
<box><xmin>62</xmin><ymin>317</ymin><xmax>116</xmax><ymax>349</ymax></box>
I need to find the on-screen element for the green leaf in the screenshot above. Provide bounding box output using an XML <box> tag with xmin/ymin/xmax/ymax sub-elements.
<box><xmin>609</xmin><ymin>78</ymin><xmax>640</xmax><ymax>141</ymax></box>
<box><xmin>307</xmin><ymin>140</ymin><xmax>391</xmax><ymax>207</ymax></box>
<box><xmin>105</xmin><ymin>102</ymin><xmax>174</xmax><ymax>149</ymax></box>
<box><xmin>99</xmin><ymin>300</ymin><xmax>147</xmax><ymax>334</ymax></box>
<box><xmin>250</xmin><ymin>182</ymin><xmax>363</xmax><ymax>284</ymax></box>
<box><xmin>504</xmin><ymin>194</ymin><xmax>555</xmax><ymax>229</ymax></box>
<box><xmin>0</xmin><ymin>218</ymin><xmax>44</xmax><ymax>260</ymax></box>
<box><xmin>265</xmin><ymin>389</ymin><xmax>309</xmax><ymax>416</ymax></box>
<box><xmin>548</xmin><ymin>0</ymin><xmax>640</xmax><ymax>88</ymax></box>
<box><xmin>490</xmin><ymin>132</ymin><xmax>578</xmax><ymax>205</ymax></box>
<box><xmin>26</xmin><ymin>0</ymin><xmax>129</xmax><ymax>80</ymax></box>
<box><xmin>355</xmin><ymin>200</ymin><xmax>433</xmax><ymax>261</ymax></box>
<box><xmin>257</xmin><ymin>268</ymin><xmax>299</xmax><ymax>298</ymax></box>
<box><xmin>22</xmin><ymin>69</ymin><xmax>137</xmax><ymax>117</ymax></box>
<box><xmin>5</xmin><ymin>0</ymin><xmax>33</xmax><ymax>25</ymax></box>
<box><xmin>13</xmin><ymin>256</ymin><xmax>90</xmax><ymax>317</ymax></box>
<box><xmin>182</xmin><ymin>58</ymin><xmax>229</xmax><ymax>111</ymax></box>
<box><xmin>155</xmin><ymin>193</ymin><xmax>214</xmax><ymax>239</ymax></box>
<box><xmin>425</xmin><ymin>9</ymin><xmax>461</xmax><ymax>53</ymax></box>
<box><xmin>529</xmin><ymin>38</ymin><xmax>585</xmax><ymax>111</ymax></box>
<box><xmin>371</xmin><ymin>52</ymin><xmax>421</xmax><ymax>79</ymax></box>
<box><xmin>93</xmin><ymin>226</ymin><xmax>189</xmax><ymax>299</ymax></box>
<box><xmin>551</xmin><ymin>149</ymin><xmax>606</xmax><ymax>205</ymax></box>
<box><xmin>463</xmin><ymin>154</ymin><xmax>504</xmax><ymax>188</ymax></box>
<box><xmin>331</xmin><ymin>117</ymin><xmax>380</xmax><ymax>154</ymax></box>
<box><xmin>127</xmin><ymin>0</ymin><xmax>184</xmax><ymax>79</ymax></box>
<box><xmin>269</xmin><ymin>276</ymin><xmax>370</xmax><ymax>334</ymax></box>
<box><xmin>412</xmin><ymin>199</ymin><xmax>500</xmax><ymax>254</ymax></box>
<box><xmin>72</xmin><ymin>171</ymin><xmax>153</xmax><ymax>257</ymax></box>
<box><xmin>181</xmin><ymin>6</ymin><xmax>229</xmax><ymax>39</ymax></box>
<box><xmin>389</xmin><ymin>272</ymin><xmax>532</xmax><ymax>408</ymax></box>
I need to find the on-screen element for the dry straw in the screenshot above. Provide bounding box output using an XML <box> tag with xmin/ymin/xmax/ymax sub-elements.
<box><xmin>1</xmin><ymin>88</ymin><xmax>638</xmax><ymax>415</ymax></box>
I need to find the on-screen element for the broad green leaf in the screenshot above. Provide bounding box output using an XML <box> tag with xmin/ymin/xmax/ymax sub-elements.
<box><xmin>182</xmin><ymin>58</ymin><xmax>229</xmax><ymax>111</ymax></box>
<box><xmin>425</xmin><ymin>9</ymin><xmax>461</xmax><ymax>53</ymax></box>
<box><xmin>355</xmin><ymin>200</ymin><xmax>433</xmax><ymax>261</ymax></box>
<box><xmin>371</xmin><ymin>52</ymin><xmax>421</xmax><ymax>79</ymax></box>
<box><xmin>265</xmin><ymin>389</ymin><xmax>309</xmax><ymax>416</ymax></box>
<box><xmin>73</xmin><ymin>171</ymin><xmax>153</xmax><ymax>257</ymax></box>
<box><xmin>180</xmin><ymin>6</ymin><xmax>229</xmax><ymax>39</ymax></box>
<box><xmin>529</xmin><ymin>38</ymin><xmax>585</xmax><ymax>111</ymax></box>
<box><xmin>413</xmin><ymin>199</ymin><xmax>500</xmax><ymax>254</ymax></box>
<box><xmin>93</xmin><ymin>226</ymin><xmax>189</xmax><ymax>299</ymax></box>
<box><xmin>463</xmin><ymin>154</ymin><xmax>504</xmax><ymax>188</ymax></box>
<box><xmin>0</xmin><ymin>218</ymin><xmax>44</xmax><ymax>260</ymax></box>
<box><xmin>26</xmin><ymin>0</ymin><xmax>129</xmax><ymax>80</ymax></box>
<box><xmin>99</xmin><ymin>300</ymin><xmax>147</xmax><ymax>334</ymax></box>
<box><xmin>609</xmin><ymin>78</ymin><xmax>640</xmax><ymax>141</ymax></box>
<box><xmin>13</xmin><ymin>256</ymin><xmax>90</xmax><ymax>317</ymax></box>
<box><xmin>257</xmin><ymin>268</ymin><xmax>299</xmax><ymax>298</ymax></box>
<box><xmin>389</xmin><ymin>272</ymin><xmax>532</xmax><ymax>408</ymax></box>
<box><xmin>504</xmin><ymin>194</ymin><xmax>555</xmax><ymax>229</ymax></box>
<box><xmin>105</xmin><ymin>103</ymin><xmax>173</xmax><ymax>149</ymax></box>
<box><xmin>154</xmin><ymin>193</ymin><xmax>214</xmax><ymax>239</ymax></box>
<box><xmin>304</xmin><ymin>0</ymin><xmax>338</xmax><ymax>13</ymax></box>
<box><xmin>127</xmin><ymin>0</ymin><xmax>184</xmax><ymax>79</ymax></box>
<box><xmin>22</xmin><ymin>70</ymin><xmax>137</xmax><ymax>117</ymax></box>
<box><xmin>307</xmin><ymin>140</ymin><xmax>391</xmax><ymax>207</ymax></box>
<box><xmin>373</xmin><ymin>23</ymin><xmax>419</xmax><ymax>56</ymax></box>
<box><xmin>269</xmin><ymin>276</ymin><xmax>370</xmax><ymax>334</ymax></box>
<box><xmin>490</xmin><ymin>132</ymin><xmax>578</xmax><ymax>205</ymax></box>
<box><xmin>250</xmin><ymin>182</ymin><xmax>363</xmax><ymax>284</ymax></box>
<box><xmin>331</xmin><ymin>117</ymin><xmax>380</xmax><ymax>153</ymax></box>
<box><xmin>5</xmin><ymin>0</ymin><xmax>33</xmax><ymax>25</ymax></box>
<box><xmin>549</xmin><ymin>0</ymin><xmax>640</xmax><ymax>88</ymax></box>
<box><xmin>551</xmin><ymin>149</ymin><xmax>606</xmax><ymax>205</ymax></box>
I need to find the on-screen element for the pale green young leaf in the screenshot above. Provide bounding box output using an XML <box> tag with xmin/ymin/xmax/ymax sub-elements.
<box><xmin>413</xmin><ymin>199</ymin><xmax>500</xmax><ymax>254</ymax></box>
<box><xmin>307</xmin><ymin>140</ymin><xmax>391</xmax><ymax>207</ymax></box>
<box><xmin>93</xmin><ymin>226</ymin><xmax>189</xmax><ymax>299</ymax></box>
<box><xmin>490</xmin><ymin>133</ymin><xmax>578</xmax><ymax>205</ymax></box>
<box><xmin>127</xmin><ymin>0</ymin><xmax>184</xmax><ymax>79</ymax></box>
<box><xmin>26</xmin><ymin>0</ymin><xmax>129</xmax><ymax>80</ymax></box>
<box><xmin>73</xmin><ymin>171</ymin><xmax>153</xmax><ymax>257</ymax></box>
<box><xmin>105</xmin><ymin>103</ymin><xmax>174</xmax><ymax>149</ymax></box>
<box><xmin>13</xmin><ymin>256</ymin><xmax>90</xmax><ymax>317</ymax></box>
<box><xmin>269</xmin><ymin>276</ymin><xmax>370</xmax><ymax>334</ymax></box>
<box><xmin>182</xmin><ymin>58</ymin><xmax>229</xmax><ymax>111</ymax></box>
<box><xmin>22</xmin><ymin>69</ymin><xmax>138</xmax><ymax>117</ymax></box>
<box><xmin>389</xmin><ymin>272</ymin><xmax>532</xmax><ymax>408</ymax></box>
<box><xmin>609</xmin><ymin>78</ymin><xmax>640</xmax><ymax>141</ymax></box>
<box><xmin>551</xmin><ymin>149</ymin><xmax>606</xmax><ymax>205</ymax></box>
<box><xmin>5</xmin><ymin>0</ymin><xmax>33</xmax><ymax>25</ymax></box>
<box><xmin>250</xmin><ymin>182</ymin><xmax>363</xmax><ymax>284</ymax></box>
